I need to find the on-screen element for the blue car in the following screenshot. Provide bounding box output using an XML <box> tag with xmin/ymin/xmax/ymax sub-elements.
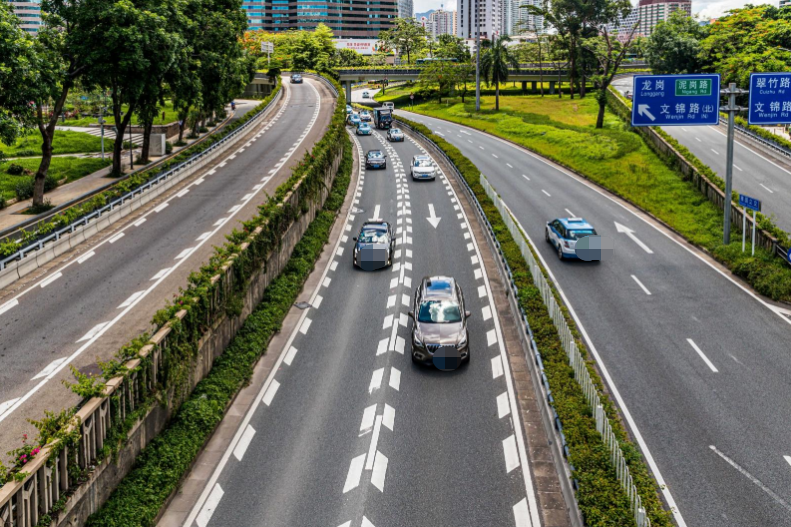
<box><xmin>346</xmin><ymin>105</ymin><xmax>353</xmax><ymax>114</ymax></box>
<box><xmin>545</xmin><ymin>218</ymin><xmax>598</xmax><ymax>260</ymax></box>
<box><xmin>348</xmin><ymin>113</ymin><xmax>361</xmax><ymax>127</ymax></box>
<box><xmin>356</xmin><ymin>122</ymin><xmax>372</xmax><ymax>136</ymax></box>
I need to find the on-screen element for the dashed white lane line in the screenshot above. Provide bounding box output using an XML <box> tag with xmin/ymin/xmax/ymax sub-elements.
<box><xmin>687</xmin><ymin>338</ymin><xmax>718</xmax><ymax>372</ymax></box>
<box><xmin>479</xmin><ymin>145</ymin><xmax>485</xmax><ymax>150</ymax></box>
<box><xmin>299</xmin><ymin>317</ymin><xmax>312</xmax><ymax>334</ymax></box>
<box><xmin>330</xmin><ymin>260</ymin><xmax>338</xmax><ymax>271</ymax></box>
<box><xmin>482</xmin><ymin>305</ymin><xmax>492</xmax><ymax>321</ymax></box>
<box><xmin>377</xmin><ymin>338</ymin><xmax>389</xmax><ymax>356</ymax></box>
<box><xmin>541</xmin><ymin>189</ymin><xmax>551</xmax><ymax>197</ymax></box>
<box><xmin>176</xmin><ymin>188</ymin><xmax>190</xmax><ymax>198</ymax></box>
<box><xmin>133</xmin><ymin>217</ymin><xmax>147</xmax><ymax>227</ymax></box>
<box><xmin>228</xmin><ymin>204</ymin><xmax>242</xmax><ymax>213</ymax></box>
<box><xmin>323</xmin><ymin>277</ymin><xmax>332</xmax><ymax>288</ymax></box>
<box><xmin>513</xmin><ymin>498</ymin><xmax>531</xmax><ymax>527</ymax></box>
<box><xmin>360</xmin><ymin>404</ymin><xmax>377</xmax><ymax>435</ymax></box>
<box><xmin>389</xmin><ymin>367</ymin><xmax>401</xmax><ymax>391</ymax></box>
<box><xmin>284</xmin><ymin>346</ymin><xmax>298</xmax><ymax>366</ymax></box>
<box><xmin>77</xmin><ymin>251</ymin><xmax>95</xmax><ymax>264</ymax></box>
<box><xmin>362</xmin><ymin>516</ymin><xmax>376</xmax><ymax>527</ymax></box>
<box><xmin>710</xmin><ymin>445</ymin><xmax>791</xmax><ymax>514</ymax></box>
<box><xmin>507</xmin><ymin>163</ymin><xmax>513</xmax><ymax>168</ymax></box>
<box><xmin>31</xmin><ymin>357</ymin><xmax>68</xmax><ymax>381</ymax></box>
<box><xmin>383</xmin><ymin>314</ymin><xmax>394</xmax><ymax>329</ymax></box>
<box><xmin>214</xmin><ymin>218</ymin><xmax>228</xmax><ymax>227</ymax></box>
<box><xmin>262</xmin><ymin>379</ymin><xmax>280</xmax><ymax>406</ymax></box>
<box><xmin>151</xmin><ymin>268</ymin><xmax>170</xmax><ymax>281</ymax></box>
<box><xmin>383</xmin><ymin>404</ymin><xmax>395</xmax><ymax>431</ymax></box>
<box><xmin>232</xmin><ymin>425</ymin><xmax>256</xmax><ymax>461</ymax></box>
<box><xmin>784</xmin><ymin>455</ymin><xmax>791</xmax><ymax>468</ymax></box>
<box><xmin>471</xmin><ymin>255</ymin><xmax>479</xmax><ymax>265</ymax></box>
<box><xmin>344</xmin><ymin>454</ymin><xmax>366</xmax><ymax>493</ymax></box>
<box><xmin>196</xmin><ymin>484</ymin><xmax>223</xmax><ymax>527</ymax></box>
<box><xmin>313</xmin><ymin>295</ymin><xmax>323</xmax><ymax>309</ymax></box>
<box><xmin>711</xmin><ymin>148</ymin><xmax>720</xmax><ymax>155</ymax></box>
<box><xmin>503</xmin><ymin>434</ymin><xmax>520</xmax><ymax>473</ymax></box>
<box><xmin>491</xmin><ymin>355</ymin><xmax>504</xmax><ymax>379</ymax></box>
<box><xmin>474</xmin><ymin>268</ymin><xmax>483</xmax><ymax>280</ymax></box>
<box><xmin>0</xmin><ymin>299</ymin><xmax>19</xmax><ymax>316</ymax></box>
<box><xmin>695</xmin><ymin>137</ymin><xmax>701</xmax><ymax>142</ymax></box>
<box><xmin>492</xmin><ymin>153</ymin><xmax>499</xmax><ymax>159</ymax></box>
<box><xmin>175</xmin><ymin>248</ymin><xmax>193</xmax><ymax>260</ymax></box>
<box><xmin>371</xmin><ymin>451</ymin><xmax>388</xmax><ymax>492</ymax></box>
<box><xmin>631</xmin><ymin>275</ymin><xmax>652</xmax><ymax>295</ymax></box>
<box><xmin>522</xmin><ymin>174</ymin><xmax>530</xmax><ymax>181</ymax></box>
<box><xmin>487</xmin><ymin>329</ymin><xmax>498</xmax><ymax>347</ymax></box>
<box><xmin>77</xmin><ymin>322</ymin><xmax>109</xmax><ymax>342</ymax></box>
<box><xmin>108</xmin><ymin>232</ymin><xmax>125</xmax><ymax>244</ymax></box>
<box><xmin>478</xmin><ymin>285</ymin><xmax>487</xmax><ymax>298</ymax></box>
<box><xmin>154</xmin><ymin>202</ymin><xmax>169</xmax><ymax>213</ymax></box>
<box><xmin>760</xmin><ymin>183</ymin><xmax>774</xmax><ymax>194</ymax></box>
<box><xmin>118</xmin><ymin>290</ymin><xmax>145</xmax><ymax>309</ymax></box>
<box><xmin>734</xmin><ymin>164</ymin><xmax>743</xmax><ymax>171</ymax></box>
<box><xmin>336</xmin><ymin>247</ymin><xmax>344</xmax><ymax>257</ymax></box>
<box><xmin>387</xmin><ymin>295</ymin><xmax>396</xmax><ymax>308</ymax></box>
<box><xmin>564</xmin><ymin>208</ymin><xmax>575</xmax><ymax>217</ymax></box>
<box><xmin>196</xmin><ymin>232</ymin><xmax>212</xmax><ymax>241</ymax></box>
<box><xmin>39</xmin><ymin>272</ymin><xmax>63</xmax><ymax>288</ymax></box>
<box><xmin>369</xmin><ymin>368</ymin><xmax>384</xmax><ymax>393</ymax></box>
<box><xmin>497</xmin><ymin>392</ymin><xmax>511</xmax><ymax>418</ymax></box>
<box><xmin>401</xmin><ymin>294</ymin><xmax>410</xmax><ymax>306</ymax></box>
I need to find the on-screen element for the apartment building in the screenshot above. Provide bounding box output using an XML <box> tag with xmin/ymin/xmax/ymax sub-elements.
<box><xmin>428</xmin><ymin>8</ymin><xmax>457</xmax><ymax>38</ymax></box>
<box><xmin>7</xmin><ymin>0</ymin><xmax>42</xmax><ymax>33</ymax></box>
<box><xmin>252</xmin><ymin>0</ymin><xmax>398</xmax><ymax>38</ymax></box>
<box><xmin>457</xmin><ymin>0</ymin><xmax>501</xmax><ymax>40</ymax></box>
<box><xmin>637</xmin><ymin>0</ymin><xmax>691</xmax><ymax>36</ymax></box>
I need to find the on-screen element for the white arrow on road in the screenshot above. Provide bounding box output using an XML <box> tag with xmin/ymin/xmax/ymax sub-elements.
<box><xmin>638</xmin><ymin>104</ymin><xmax>656</xmax><ymax>122</ymax></box>
<box><xmin>427</xmin><ymin>203</ymin><xmax>441</xmax><ymax>228</ymax></box>
<box><xmin>615</xmin><ymin>222</ymin><xmax>654</xmax><ymax>254</ymax></box>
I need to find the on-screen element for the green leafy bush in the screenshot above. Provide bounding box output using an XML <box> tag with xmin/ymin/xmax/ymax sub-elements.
<box><xmin>7</xmin><ymin>163</ymin><xmax>25</xmax><ymax>176</ymax></box>
<box><xmin>14</xmin><ymin>178</ymin><xmax>34</xmax><ymax>200</ymax></box>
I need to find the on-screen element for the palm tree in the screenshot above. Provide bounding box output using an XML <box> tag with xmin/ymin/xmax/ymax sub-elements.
<box><xmin>480</xmin><ymin>36</ymin><xmax>520</xmax><ymax>111</ymax></box>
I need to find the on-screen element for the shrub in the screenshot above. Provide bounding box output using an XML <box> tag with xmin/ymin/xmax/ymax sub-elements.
<box><xmin>7</xmin><ymin>163</ymin><xmax>25</xmax><ymax>176</ymax></box>
<box><xmin>14</xmin><ymin>178</ymin><xmax>34</xmax><ymax>200</ymax></box>
<box><xmin>198</xmin><ymin>126</ymin><xmax>209</xmax><ymax>133</ymax></box>
<box><xmin>174</xmin><ymin>140</ymin><xmax>187</xmax><ymax>147</ymax></box>
<box><xmin>165</xmin><ymin>142</ymin><xmax>173</xmax><ymax>154</ymax></box>
<box><xmin>29</xmin><ymin>199</ymin><xmax>54</xmax><ymax>215</ymax></box>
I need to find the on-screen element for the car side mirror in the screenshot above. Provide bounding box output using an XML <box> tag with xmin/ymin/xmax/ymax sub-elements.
<box><xmin>352</xmin><ymin>237</ymin><xmax>357</xmax><ymax>241</ymax></box>
<box><xmin>465</xmin><ymin>311</ymin><xmax>472</xmax><ymax>319</ymax></box>
<box><xmin>408</xmin><ymin>311</ymin><xmax>414</xmax><ymax>319</ymax></box>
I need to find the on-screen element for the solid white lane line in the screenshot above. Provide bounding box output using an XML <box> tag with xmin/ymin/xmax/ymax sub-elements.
<box><xmin>631</xmin><ymin>275</ymin><xmax>652</xmax><ymax>296</ymax></box>
<box><xmin>284</xmin><ymin>346</ymin><xmax>298</xmax><ymax>366</ymax></box>
<box><xmin>196</xmin><ymin>484</ymin><xmax>224</xmax><ymax>527</ymax></box>
<box><xmin>118</xmin><ymin>290</ymin><xmax>145</xmax><ymax>309</ymax></box>
<box><xmin>108</xmin><ymin>232</ymin><xmax>125</xmax><ymax>244</ymax></box>
<box><xmin>564</xmin><ymin>209</ymin><xmax>575</xmax><ymax>217</ymax></box>
<box><xmin>687</xmin><ymin>339</ymin><xmax>718</xmax><ymax>372</ymax></box>
<box><xmin>491</xmin><ymin>356</ymin><xmax>504</xmax><ymax>379</ymax></box>
<box><xmin>39</xmin><ymin>272</ymin><xmax>63</xmax><ymax>288</ymax></box>
<box><xmin>369</xmin><ymin>368</ymin><xmax>384</xmax><ymax>393</ymax></box>
<box><xmin>366</xmin><ymin>415</ymin><xmax>383</xmax><ymax>470</ymax></box>
<box><xmin>383</xmin><ymin>404</ymin><xmax>395</xmax><ymax>431</ymax></box>
<box><xmin>503</xmin><ymin>434</ymin><xmax>520</xmax><ymax>473</ymax></box>
<box><xmin>77</xmin><ymin>251</ymin><xmax>96</xmax><ymax>264</ymax></box>
<box><xmin>760</xmin><ymin>183</ymin><xmax>774</xmax><ymax>193</ymax></box>
<box><xmin>77</xmin><ymin>322</ymin><xmax>109</xmax><ymax>343</ymax></box>
<box><xmin>710</xmin><ymin>445</ymin><xmax>791</xmax><ymax>514</ymax></box>
<box><xmin>371</xmin><ymin>451</ymin><xmax>388</xmax><ymax>492</ymax></box>
<box><xmin>151</xmin><ymin>268</ymin><xmax>170</xmax><ymax>281</ymax></box>
<box><xmin>31</xmin><ymin>358</ymin><xmax>68</xmax><ymax>381</ymax></box>
<box><xmin>497</xmin><ymin>392</ymin><xmax>511</xmax><ymax>418</ymax></box>
<box><xmin>299</xmin><ymin>317</ymin><xmax>312</xmax><ymax>334</ymax></box>
<box><xmin>262</xmin><ymin>379</ymin><xmax>280</xmax><ymax>406</ymax></box>
<box><xmin>343</xmin><ymin>454</ymin><xmax>366</xmax><ymax>493</ymax></box>
<box><xmin>389</xmin><ymin>367</ymin><xmax>401</xmax><ymax>391</ymax></box>
<box><xmin>232</xmin><ymin>425</ymin><xmax>256</xmax><ymax>461</ymax></box>
<box><xmin>541</xmin><ymin>189</ymin><xmax>551</xmax><ymax>197</ymax></box>
<box><xmin>513</xmin><ymin>498</ymin><xmax>531</xmax><ymax>527</ymax></box>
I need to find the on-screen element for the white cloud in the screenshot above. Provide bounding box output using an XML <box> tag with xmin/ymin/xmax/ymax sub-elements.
<box><xmin>693</xmin><ymin>0</ymin><xmax>763</xmax><ymax>19</ymax></box>
<box><xmin>414</xmin><ymin>0</ymin><xmax>456</xmax><ymax>15</ymax></box>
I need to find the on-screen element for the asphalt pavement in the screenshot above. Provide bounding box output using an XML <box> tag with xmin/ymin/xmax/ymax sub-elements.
<box><xmin>611</xmin><ymin>74</ymin><xmax>791</xmax><ymax>234</ymax></box>
<box><xmin>173</xmin><ymin>126</ymin><xmax>541</xmax><ymax>527</ymax></box>
<box><xmin>395</xmin><ymin>108</ymin><xmax>791</xmax><ymax>527</ymax></box>
<box><xmin>0</xmin><ymin>78</ymin><xmax>335</xmax><ymax>460</ymax></box>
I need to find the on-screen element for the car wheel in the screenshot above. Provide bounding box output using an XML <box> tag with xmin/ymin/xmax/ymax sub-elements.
<box><xmin>412</xmin><ymin>354</ymin><xmax>420</xmax><ymax>364</ymax></box>
<box><xmin>557</xmin><ymin>244</ymin><xmax>564</xmax><ymax>260</ymax></box>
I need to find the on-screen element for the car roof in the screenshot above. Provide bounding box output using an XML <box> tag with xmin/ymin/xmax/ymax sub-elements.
<box><xmin>361</xmin><ymin>221</ymin><xmax>389</xmax><ymax>230</ymax></box>
<box><xmin>367</xmin><ymin>150</ymin><xmax>384</xmax><ymax>156</ymax></box>
<box><xmin>412</xmin><ymin>154</ymin><xmax>430</xmax><ymax>160</ymax></box>
<box><xmin>421</xmin><ymin>276</ymin><xmax>457</xmax><ymax>300</ymax></box>
<box><xmin>557</xmin><ymin>217</ymin><xmax>594</xmax><ymax>230</ymax></box>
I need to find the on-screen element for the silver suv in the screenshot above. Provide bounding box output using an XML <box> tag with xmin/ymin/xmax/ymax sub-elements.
<box><xmin>410</xmin><ymin>155</ymin><xmax>436</xmax><ymax>180</ymax></box>
<box><xmin>408</xmin><ymin>276</ymin><xmax>471</xmax><ymax>366</ymax></box>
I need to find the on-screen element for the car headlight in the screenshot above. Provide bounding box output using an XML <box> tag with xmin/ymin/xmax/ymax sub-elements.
<box><xmin>457</xmin><ymin>334</ymin><xmax>468</xmax><ymax>349</ymax></box>
<box><xmin>412</xmin><ymin>332</ymin><xmax>423</xmax><ymax>347</ymax></box>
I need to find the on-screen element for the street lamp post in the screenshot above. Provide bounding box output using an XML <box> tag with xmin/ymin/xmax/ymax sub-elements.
<box><xmin>475</xmin><ymin>1</ymin><xmax>481</xmax><ymax>111</ymax></box>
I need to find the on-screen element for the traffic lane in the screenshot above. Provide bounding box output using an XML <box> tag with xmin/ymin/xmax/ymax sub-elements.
<box><xmin>373</xmin><ymin>132</ymin><xmax>530</xmax><ymax>526</ymax></box>
<box><xmin>352</xmin><ymin>87</ymin><xmax>381</xmax><ymax>105</ymax></box>
<box><xmin>398</xmin><ymin>110</ymin><xmax>791</xmax><ymax>527</ymax></box>
<box><xmin>0</xmin><ymin>81</ymin><xmax>327</xmax><ymax>453</ymax></box>
<box><xmin>202</xmin><ymin>131</ymin><xmax>401</xmax><ymax>527</ymax></box>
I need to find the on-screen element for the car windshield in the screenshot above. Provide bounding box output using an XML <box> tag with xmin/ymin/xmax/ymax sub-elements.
<box><xmin>358</xmin><ymin>229</ymin><xmax>388</xmax><ymax>244</ymax></box>
<box><xmin>417</xmin><ymin>300</ymin><xmax>462</xmax><ymax>323</ymax></box>
<box><xmin>391</xmin><ymin>129</ymin><xmax>401</xmax><ymax>134</ymax></box>
<box><xmin>567</xmin><ymin>229</ymin><xmax>597</xmax><ymax>240</ymax></box>
<box><xmin>414</xmin><ymin>159</ymin><xmax>432</xmax><ymax>168</ymax></box>
<box><xmin>368</xmin><ymin>151</ymin><xmax>383</xmax><ymax>158</ymax></box>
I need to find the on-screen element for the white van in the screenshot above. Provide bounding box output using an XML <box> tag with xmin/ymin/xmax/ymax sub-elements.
<box><xmin>383</xmin><ymin>102</ymin><xmax>395</xmax><ymax>110</ymax></box>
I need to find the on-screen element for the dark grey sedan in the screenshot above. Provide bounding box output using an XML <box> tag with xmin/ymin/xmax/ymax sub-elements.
<box><xmin>353</xmin><ymin>221</ymin><xmax>395</xmax><ymax>271</ymax></box>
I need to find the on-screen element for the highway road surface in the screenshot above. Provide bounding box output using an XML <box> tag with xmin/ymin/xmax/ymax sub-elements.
<box><xmin>0</xmin><ymin>78</ymin><xmax>336</xmax><ymax>459</ymax></box>
<box><xmin>395</xmin><ymin>108</ymin><xmax>791</xmax><ymax>527</ymax></box>
<box><xmin>169</xmin><ymin>127</ymin><xmax>543</xmax><ymax>527</ymax></box>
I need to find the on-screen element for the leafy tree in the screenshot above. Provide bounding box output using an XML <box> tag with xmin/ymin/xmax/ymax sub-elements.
<box><xmin>334</xmin><ymin>48</ymin><xmax>366</xmax><ymax>67</ymax></box>
<box><xmin>454</xmin><ymin>63</ymin><xmax>476</xmax><ymax>103</ymax></box>
<box><xmin>645</xmin><ymin>10</ymin><xmax>707</xmax><ymax>74</ymax></box>
<box><xmin>435</xmin><ymin>34</ymin><xmax>471</xmax><ymax>62</ymax></box>
<box><xmin>378</xmin><ymin>18</ymin><xmax>428</xmax><ymax>64</ymax></box>
<box><xmin>418</xmin><ymin>61</ymin><xmax>458</xmax><ymax>103</ymax></box>
<box><xmin>480</xmin><ymin>36</ymin><xmax>520</xmax><ymax>110</ymax></box>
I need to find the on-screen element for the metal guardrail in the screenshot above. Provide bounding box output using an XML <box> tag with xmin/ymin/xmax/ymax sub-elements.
<box><xmin>721</xmin><ymin>116</ymin><xmax>791</xmax><ymax>159</ymax></box>
<box><xmin>396</xmin><ymin>118</ymin><xmax>653</xmax><ymax>527</ymax></box>
<box><xmin>0</xmin><ymin>90</ymin><xmax>283</xmax><ymax>273</ymax></box>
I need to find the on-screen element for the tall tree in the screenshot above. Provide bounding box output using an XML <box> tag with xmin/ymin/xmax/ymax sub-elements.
<box><xmin>417</xmin><ymin>60</ymin><xmax>458</xmax><ymax>103</ymax></box>
<box><xmin>435</xmin><ymin>34</ymin><xmax>471</xmax><ymax>62</ymax></box>
<box><xmin>334</xmin><ymin>48</ymin><xmax>366</xmax><ymax>67</ymax></box>
<box><xmin>378</xmin><ymin>18</ymin><xmax>428</xmax><ymax>64</ymax></box>
<box><xmin>480</xmin><ymin>36</ymin><xmax>520</xmax><ymax>111</ymax></box>
<box><xmin>645</xmin><ymin>10</ymin><xmax>707</xmax><ymax>74</ymax></box>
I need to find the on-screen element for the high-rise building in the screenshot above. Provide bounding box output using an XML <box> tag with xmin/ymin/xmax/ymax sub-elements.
<box><xmin>606</xmin><ymin>6</ymin><xmax>641</xmax><ymax>41</ymax></box>
<box><xmin>508</xmin><ymin>0</ymin><xmax>543</xmax><ymax>36</ymax></box>
<box><xmin>458</xmin><ymin>0</ymin><xmax>501</xmax><ymax>40</ymax></box>
<box><xmin>253</xmin><ymin>0</ymin><xmax>398</xmax><ymax>38</ymax></box>
<box><xmin>7</xmin><ymin>0</ymin><xmax>42</xmax><ymax>33</ymax></box>
<box><xmin>637</xmin><ymin>0</ymin><xmax>691</xmax><ymax>36</ymax></box>
<box><xmin>428</xmin><ymin>8</ymin><xmax>457</xmax><ymax>38</ymax></box>
<box><xmin>398</xmin><ymin>0</ymin><xmax>413</xmax><ymax>18</ymax></box>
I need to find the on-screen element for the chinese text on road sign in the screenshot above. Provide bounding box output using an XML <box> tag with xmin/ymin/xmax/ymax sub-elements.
<box><xmin>631</xmin><ymin>74</ymin><xmax>721</xmax><ymax>127</ymax></box>
<box><xmin>738</xmin><ymin>194</ymin><xmax>761</xmax><ymax>212</ymax></box>
<box><xmin>748</xmin><ymin>73</ymin><xmax>791</xmax><ymax>125</ymax></box>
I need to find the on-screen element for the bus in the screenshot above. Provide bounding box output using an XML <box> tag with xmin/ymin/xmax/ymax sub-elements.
<box><xmin>415</xmin><ymin>58</ymin><xmax>458</xmax><ymax>66</ymax></box>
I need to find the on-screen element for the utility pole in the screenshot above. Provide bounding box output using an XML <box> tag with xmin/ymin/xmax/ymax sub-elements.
<box><xmin>720</xmin><ymin>82</ymin><xmax>747</xmax><ymax>244</ymax></box>
<box><xmin>475</xmin><ymin>0</ymin><xmax>481</xmax><ymax>111</ymax></box>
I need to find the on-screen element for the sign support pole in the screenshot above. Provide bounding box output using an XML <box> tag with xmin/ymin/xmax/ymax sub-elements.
<box><xmin>752</xmin><ymin>209</ymin><xmax>757</xmax><ymax>256</ymax></box>
<box><xmin>742</xmin><ymin>208</ymin><xmax>746</xmax><ymax>253</ymax></box>
<box><xmin>720</xmin><ymin>82</ymin><xmax>748</xmax><ymax>245</ymax></box>
<box><xmin>475</xmin><ymin>2</ymin><xmax>480</xmax><ymax>112</ymax></box>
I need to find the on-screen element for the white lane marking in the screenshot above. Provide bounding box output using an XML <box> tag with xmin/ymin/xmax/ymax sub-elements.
<box><xmin>497</xmin><ymin>392</ymin><xmax>511</xmax><ymax>418</ymax></box>
<box><xmin>478</xmin><ymin>285</ymin><xmax>487</xmax><ymax>298</ymax></box>
<box><xmin>370</xmin><ymin>204</ymin><xmax>381</xmax><ymax>220</ymax></box>
<box><xmin>232</xmin><ymin>425</ymin><xmax>256</xmax><ymax>461</ymax></box>
<box><xmin>371</xmin><ymin>451</ymin><xmax>388</xmax><ymax>492</ymax></box>
<box><xmin>467</xmin><ymin>243</ymin><xmax>474</xmax><ymax>252</ymax></box>
<box><xmin>133</xmin><ymin>217</ymin><xmax>147</xmax><ymax>227</ymax></box>
<box><xmin>760</xmin><ymin>183</ymin><xmax>774</xmax><ymax>194</ymax></box>
<box><xmin>343</xmin><ymin>454</ymin><xmax>366</xmax><ymax>493</ymax></box>
<box><xmin>196</xmin><ymin>232</ymin><xmax>212</xmax><ymax>242</ymax></box>
<box><xmin>0</xmin><ymin>298</ymin><xmax>19</xmax><ymax>316</ymax></box>
<box><xmin>118</xmin><ymin>290</ymin><xmax>145</xmax><ymax>309</ymax></box>
<box><xmin>399</xmin><ymin>313</ymin><xmax>408</xmax><ymax>327</ymax></box>
<box><xmin>336</xmin><ymin>247</ymin><xmax>344</xmax><ymax>257</ymax></box>
<box><xmin>474</xmin><ymin>268</ymin><xmax>483</xmax><ymax>280</ymax></box>
<box><xmin>487</xmin><ymin>329</ymin><xmax>498</xmax><ymax>347</ymax></box>
<box><xmin>360</xmin><ymin>404</ymin><xmax>377</xmax><ymax>434</ymax></box>
<box><xmin>151</xmin><ymin>268</ymin><xmax>170</xmax><ymax>281</ymax></box>
<box><xmin>0</xmin><ymin>398</ymin><xmax>20</xmax><ymax>415</ymax></box>
<box><xmin>31</xmin><ymin>357</ymin><xmax>68</xmax><ymax>381</ymax></box>
<box><xmin>710</xmin><ymin>445</ymin><xmax>791</xmax><ymax>514</ymax></box>
<box><xmin>383</xmin><ymin>404</ymin><xmax>395</xmax><ymax>431</ymax></box>
<box><xmin>313</xmin><ymin>295</ymin><xmax>323</xmax><ymax>309</ymax></box>
<box><xmin>503</xmin><ymin>435</ymin><xmax>520</xmax><ymax>473</ymax></box>
<box><xmin>401</xmin><ymin>294</ymin><xmax>410</xmax><ymax>307</ymax></box>
<box><xmin>369</xmin><ymin>368</ymin><xmax>384</xmax><ymax>393</ymax></box>
<box><xmin>492</xmin><ymin>153</ymin><xmax>499</xmax><ymax>159</ymax></box>
<box><xmin>682</xmin><ymin>127</ymin><xmax>688</xmax><ymax>132</ymax></box>
<box><xmin>491</xmin><ymin>356</ymin><xmax>504</xmax><ymax>379</ymax></box>
<box><xmin>695</xmin><ymin>137</ymin><xmax>701</xmax><ymax>142</ymax></box>
<box><xmin>262</xmin><ymin>379</ymin><xmax>280</xmax><ymax>406</ymax></box>
<box><xmin>284</xmin><ymin>346</ymin><xmax>298</xmax><ymax>366</ymax></box>
<box><xmin>108</xmin><ymin>232</ymin><xmax>125</xmax><ymax>244</ymax></box>
<box><xmin>77</xmin><ymin>322</ymin><xmax>109</xmax><ymax>342</ymax></box>
<box><xmin>196</xmin><ymin>484</ymin><xmax>224</xmax><ymax>527</ymax></box>
<box><xmin>362</xmin><ymin>516</ymin><xmax>376</xmax><ymax>527</ymax></box>
<box><xmin>564</xmin><ymin>208</ymin><xmax>575</xmax><ymax>217</ymax></box>
<box><xmin>471</xmin><ymin>255</ymin><xmax>479</xmax><ymax>265</ymax></box>
<box><xmin>387</xmin><ymin>295</ymin><xmax>396</xmax><ymax>308</ymax></box>
<box><xmin>734</xmin><ymin>164</ymin><xmax>743</xmax><ymax>171</ymax></box>
<box><xmin>214</xmin><ymin>218</ymin><xmax>228</xmax><ymax>227</ymax></box>
<box><xmin>323</xmin><ymin>277</ymin><xmax>332</xmax><ymax>288</ymax></box>
<box><xmin>513</xmin><ymin>498</ymin><xmax>531</xmax><ymax>527</ymax></box>
<box><xmin>614</xmin><ymin>222</ymin><xmax>654</xmax><ymax>254</ymax></box>
<box><xmin>479</xmin><ymin>145</ymin><xmax>485</xmax><ymax>150</ymax></box>
<box><xmin>366</xmin><ymin>415</ymin><xmax>383</xmax><ymax>470</ymax></box>
<box><xmin>39</xmin><ymin>272</ymin><xmax>63</xmax><ymax>288</ymax></box>
<box><xmin>522</xmin><ymin>174</ymin><xmax>530</xmax><ymax>181</ymax></box>
<box><xmin>175</xmin><ymin>248</ymin><xmax>193</xmax><ymax>260</ymax></box>
<box><xmin>330</xmin><ymin>260</ymin><xmax>339</xmax><ymax>272</ymax></box>
<box><xmin>785</xmin><ymin>455</ymin><xmax>791</xmax><ymax>468</ymax></box>
<box><xmin>383</xmin><ymin>314</ymin><xmax>394</xmax><ymax>329</ymax></box>
<box><xmin>154</xmin><ymin>202</ymin><xmax>169</xmax><ymax>213</ymax></box>
<box><xmin>687</xmin><ymin>339</ymin><xmax>718</xmax><ymax>372</ymax></box>
<box><xmin>228</xmin><ymin>204</ymin><xmax>242</xmax><ymax>213</ymax></box>
<box><xmin>77</xmin><ymin>251</ymin><xmax>96</xmax><ymax>264</ymax></box>
<box><xmin>377</xmin><ymin>338</ymin><xmax>389</xmax><ymax>356</ymax></box>
<box><xmin>482</xmin><ymin>305</ymin><xmax>492</xmax><ymax>321</ymax></box>
<box><xmin>299</xmin><ymin>317</ymin><xmax>312</xmax><ymax>334</ymax></box>
<box><xmin>389</xmin><ymin>367</ymin><xmax>401</xmax><ymax>391</ymax></box>
<box><xmin>176</xmin><ymin>188</ymin><xmax>190</xmax><ymax>198</ymax></box>
<box><xmin>541</xmin><ymin>189</ymin><xmax>551</xmax><ymax>197</ymax></box>
<box><xmin>507</xmin><ymin>163</ymin><xmax>513</xmax><ymax>168</ymax></box>
<box><xmin>631</xmin><ymin>275</ymin><xmax>652</xmax><ymax>295</ymax></box>
<box><xmin>711</xmin><ymin>148</ymin><xmax>719</xmax><ymax>155</ymax></box>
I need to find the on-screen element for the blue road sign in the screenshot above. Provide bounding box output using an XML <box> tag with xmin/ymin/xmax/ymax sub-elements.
<box><xmin>631</xmin><ymin>74</ymin><xmax>721</xmax><ymax>127</ymax></box>
<box><xmin>787</xmin><ymin>246</ymin><xmax>791</xmax><ymax>265</ymax></box>
<box><xmin>738</xmin><ymin>194</ymin><xmax>761</xmax><ymax>212</ymax></box>
<box><xmin>748</xmin><ymin>73</ymin><xmax>791</xmax><ymax>125</ymax></box>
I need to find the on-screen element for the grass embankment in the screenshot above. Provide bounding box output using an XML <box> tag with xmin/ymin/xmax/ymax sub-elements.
<box><xmin>396</xmin><ymin>115</ymin><xmax>673</xmax><ymax>527</ymax></box>
<box><xmin>62</xmin><ymin>102</ymin><xmax>180</xmax><ymax>127</ymax></box>
<box><xmin>0</xmin><ymin>157</ymin><xmax>112</xmax><ymax>202</ymax></box>
<box><xmin>1</xmin><ymin>130</ymin><xmax>111</xmax><ymax>158</ymax></box>
<box><xmin>379</xmin><ymin>90</ymin><xmax>791</xmax><ymax>302</ymax></box>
